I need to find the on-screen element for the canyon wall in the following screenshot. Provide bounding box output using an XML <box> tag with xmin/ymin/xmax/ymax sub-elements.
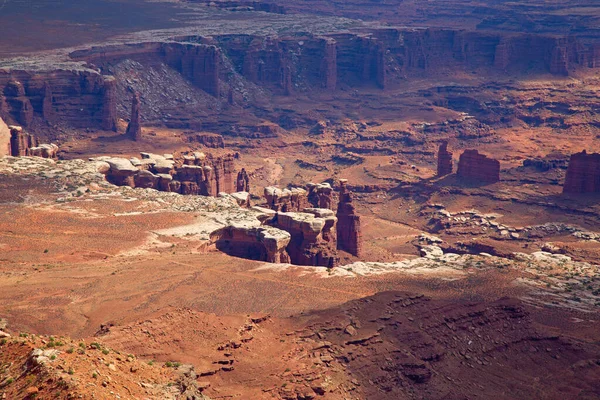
<box><xmin>3</xmin><ymin>26</ymin><xmax>598</xmax><ymax>132</ymax></box>
<box><xmin>0</xmin><ymin>70</ymin><xmax>116</xmax><ymax>131</ymax></box>
<box><xmin>563</xmin><ymin>151</ymin><xmax>600</xmax><ymax>194</ymax></box>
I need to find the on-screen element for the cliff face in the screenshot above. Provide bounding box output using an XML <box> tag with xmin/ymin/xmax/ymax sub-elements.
<box><xmin>563</xmin><ymin>151</ymin><xmax>600</xmax><ymax>194</ymax></box>
<box><xmin>3</xmin><ymin>26</ymin><xmax>598</xmax><ymax>132</ymax></box>
<box><xmin>0</xmin><ymin>70</ymin><xmax>117</xmax><ymax>131</ymax></box>
<box><xmin>71</xmin><ymin>41</ymin><xmax>222</xmax><ymax>97</ymax></box>
<box><xmin>270</xmin><ymin>210</ymin><xmax>339</xmax><ymax>267</ymax></box>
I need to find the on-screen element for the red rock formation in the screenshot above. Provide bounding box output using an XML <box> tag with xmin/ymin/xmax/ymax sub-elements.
<box><xmin>265</xmin><ymin>187</ymin><xmax>309</xmax><ymax>212</ymax></box>
<box><xmin>282</xmin><ymin>62</ymin><xmax>293</xmax><ymax>96</ymax></box>
<box><xmin>457</xmin><ymin>149</ymin><xmax>500</xmax><ymax>184</ymax></box>
<box><xmin>125</xmin><ymin>92</ymin><xmax>142</xmax><ymax>141</ymax></box>
<box><xmin>1</xmin><ymin>69</ymin><xmax>119</xmax><ymax>131</ymax></box>
<box><xmin>162</xmin><ymin>42</ymin><xmax>221</xmax><ymax>97</ymax></box>
<box><xmin>8</xmin><ymin>125</ymin><xmax>58</xmax><ymax>158</ymax></box>
<box><xmin>189</xmin><ymin>132</ymin><xmax>225</xmax><ymax>148</ymax></box>
<box><xmin>3</xmin><ymin>80</ymin><xmax>33</xmax><ymax>127</ymax></box>
<box><xmin>9</xmin><ymin>126</ymin><xmax>36</xmax><ymax>156</ymax></box>
<box><xmin>101</xmin><ymin>77</ymin><xmax>118</xmax><ymax>131</ymax></box>
<box><xmin>42</xmin><ymin>83</ymin><xmax>57</xmax><ymax>124</ymax></box>
<box><xmin>563</xmin><ymin>150</ymin><xmax>600</xmax><ymax>194</ymax></box>
<box><xmin>102</xmin><ymin>151</ymin><xmax>238</xmax><ymax>197</ymax></box>
<box><xmin>210</xmin><ymin>225</ymin><xmax>291</xmax><ymax>264</ymax></box>
<box><xmin>0</xmin><ymin>117</ymin><xmax>10</xmax><ymax>156</ymax></box>
<box><xmin>236</xmin><ymin>168</ymin><xmax>250</xmax><ymax>192</ymax></box>
<box><xmin>269</xmin><ymin>210</ymin><xmax>339</xmax><ymax>267</ymax></box>
<box><xmin>336</xmin><ymin>179</ymin><xmax>362</xmax><ymax>257</ymax></box>
<box><xmin>437</xmin><ymin>141</ymin><xmax>453</xmax><ymax>176</ymax></box>
<box><xmin>307</xmin><ymin>183</ymin><xmax>334</xmax><ymax>210</ymax></box>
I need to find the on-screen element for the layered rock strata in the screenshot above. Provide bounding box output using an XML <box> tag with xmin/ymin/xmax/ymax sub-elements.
<box><xmin>268</xmin><ymin>209</ymin><xmax>339</xmax><ymax>267</ymax></box>
<box><xmin>307</xmin><ymin>182</ymin><xmax>334</xmax><ymax>210</ymax></box>
<box><xmin>437</xmin><ymin>141</ymin><xmax>453</xmax><ymax>176</ymax></box>
<box><xmin>0</xmin><ymin>71</ymin><xmax>117</xmax><ymax>131</ymax></box>
<box><xmin>210</xmin><ymin>225</ymin><xmax>291</xmax><ymax>263</ymax></box>
<box><xmin>189</xmin><ymin>132</ymin><xmax>225</xmax><ymax>148</ymax></box>
<box><xmin>264</xmin><ymin>186</ymin><xmax>309</xmax><ymax>212</ymax></box>
<box><xmin>563</xmin><ymin>150</ymin><xmax>600</xmax><ymax>194</ymax></box>
<box><xmin>336</xmin><ymin>179</ymin><xmax>362</xmax><ymax>257</ymax></box>
<box><xmin>8</xmin><ymin>125</ymin><xmax>57</xmax><ymax>158</ymax></box>
<box><xmin>101</xmin><ymin>151</ymin><xmax>239</xmax><ymax>196</ymax></box>
<box><xmin>457</xmin><ymin>149</ymin><xmax>500</xmax><ymax>184</ymax></box>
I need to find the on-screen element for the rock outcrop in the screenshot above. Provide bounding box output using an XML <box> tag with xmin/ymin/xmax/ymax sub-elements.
<box><xmin>101</xmin><ymin>151</ymin><xmax>239</xmax><ymax>196</ymax></box>
<box><xmin>3</xmin><ymin>80</ymin><xmax>33</xmax><ymax>127</ymax></box>
<box><xmin>307</xmin><ymin>182</ymin><xmax>334</xmax><ymax>210</ymax></box>
<box><xmin>265</xmin><ymin>186</ymin><xmax>309</xmax><ymax>212</ymax></box>
<box><xmin>125</xmin><ymin>92</ymin><xmax>142</xmax><ymax>141</ymax></box>
<box><xmin>0</xmin><ymin>71</ymin><xmax>117</xmax><ymax>131</ymax></box>
<box><xmin>437</xmin><ymin>141</ymin><xmax>453</xmax><ymax>176</ymax></box>
<box><xmin>7</xmin><ymin>125</ymin><xmax>58</xmax><ymax>159</ymax></box>
<box><xmin>336</xmin><ymin>179</ymin><xmax>362</xmax><ymax>257</ymax></box>
<box><xmin>457</xmin><ymin>149</ymin><xmax>500</xmax><ymax>184</ymax></box>
<box><xmin>189</xmin><ymin>132</ymin><xmax>225</xmax><ymax>148</ymax></box>
<box><xmin>0</xmin><ymin>117</ymin><xmax>10</xmax><ymax>156</ymax></box>
<box><xmin>236</xmin><ymin>168</ymin><xmax>250</xmax><ymax>192</ymax></box>
<box><xmin>210</xmin><ymin>225</ymin><xmax>291</xmax><ymax>263</ymax></box>
<box><xmin>268</xmin><ymin>209</ymin><xmax>339</xmax><ymax>267</ymax></box>
<box><xmin>563</xmin><ymin>150</ymin><xmax>600</xmax><ymax>194</ymax></box>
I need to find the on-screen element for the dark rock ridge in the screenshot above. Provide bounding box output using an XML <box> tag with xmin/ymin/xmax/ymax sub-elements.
<box><xmin>70</xmin><ymin>41</ymin><xmax>221</xmax><ymax>97</ymax></box>
<box><xmin>563</xmin><ymin>150</ymin><xmax>600</xmax><ymax>194</ymax></box>
<box><xmin>292</xmin><ymin>290</ymin><xmax>600</xmax><ymax>399</ymax></box>
<box><xmin>457</xmin><ymin>149</ymin><xmax>500</xmax><ymax>184</ymax></box>
<box><xmin>437</xmin><ymin>141</ymin><xmax>453</xmax><ymax>176</ymax></box>
<box><xmin>336</xmin><ymin>179</ymin><xmax>362</xmax><ymax>257</ymax></box>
